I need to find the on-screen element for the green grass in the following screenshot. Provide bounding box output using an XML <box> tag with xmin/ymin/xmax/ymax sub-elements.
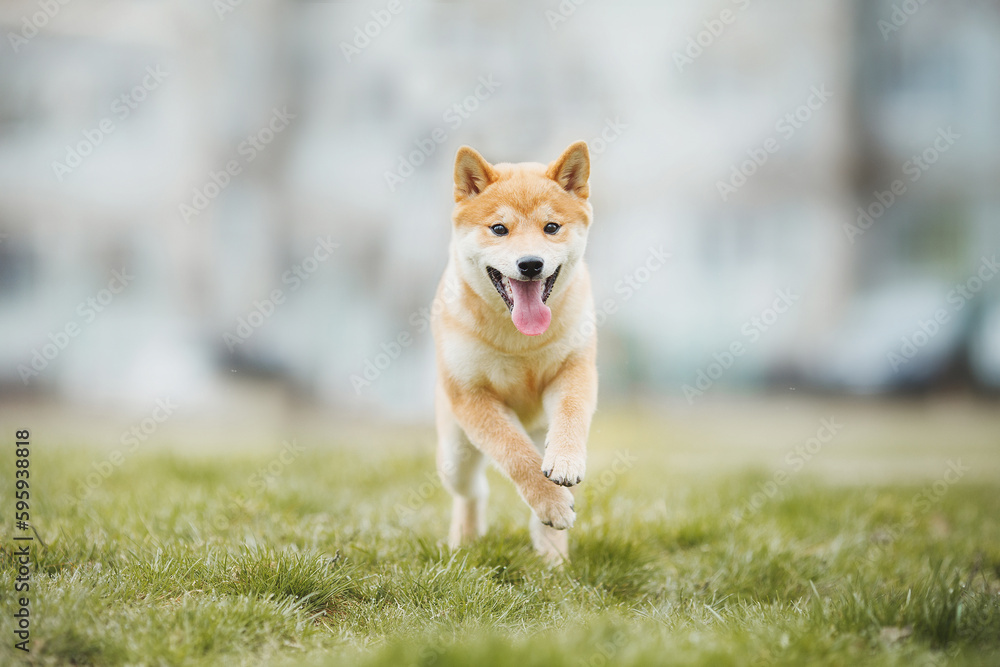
<box><xmin>1</xmin><ymin>401</ymin><xmax>999</xmax><ymax>665</ymax></box>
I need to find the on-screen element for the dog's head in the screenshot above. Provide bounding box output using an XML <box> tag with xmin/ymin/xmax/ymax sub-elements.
<box><xmin>450</xmin><ymin>141</ymin><xmax>592</xmax><ymax>336</ymax></box>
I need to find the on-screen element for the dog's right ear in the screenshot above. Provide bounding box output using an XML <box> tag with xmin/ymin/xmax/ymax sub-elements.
<box><xmin>454</xmin><ymin>146</ymin><xmax>497</xmax><ymax>202</ymax></box>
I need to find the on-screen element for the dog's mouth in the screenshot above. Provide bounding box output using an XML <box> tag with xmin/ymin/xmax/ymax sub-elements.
<box><xmin>486</xmin><ymin>265</ymin><xmax>561</xmax><ymax>336</ymax></box>
<box><xmin>486</xmin><ymin>265</ymin><xmax>561</xmax><ymax>310</ymax></box>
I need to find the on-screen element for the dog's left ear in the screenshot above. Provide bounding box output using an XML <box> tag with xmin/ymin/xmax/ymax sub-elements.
<box><xmin>546</xmin><ymin>141</ymin><xmax>590</xmax><ymax>199</ymax></box>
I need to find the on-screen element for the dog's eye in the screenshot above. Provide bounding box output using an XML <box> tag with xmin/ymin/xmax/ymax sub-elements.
<box><xmin>544</xmin><ymin>222</ymin><xmax>561</xmax><ymax>235</ymax></box>
<box><xmin>490</xmin><ymin>224</ymin><xmax>508</xmax><ymax>236</ymax></box>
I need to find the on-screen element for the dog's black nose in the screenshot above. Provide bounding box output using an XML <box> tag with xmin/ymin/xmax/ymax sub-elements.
<box><xmin>517</xmin><ymin>256</ymin><xmax>544</xmax><ymax>279</ymax></box>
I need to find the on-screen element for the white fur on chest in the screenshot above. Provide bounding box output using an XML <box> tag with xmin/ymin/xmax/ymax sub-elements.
<box><xmin>441</xmin><ymin>330</ymin><xmax>567</xmax><ymax>424</ymax></box>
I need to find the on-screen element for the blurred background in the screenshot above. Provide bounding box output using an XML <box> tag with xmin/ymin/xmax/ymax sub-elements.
<box><xmin>1</xmin><ymin>0</ymin><xmax>998</xmax><ymax>443</ymax></box>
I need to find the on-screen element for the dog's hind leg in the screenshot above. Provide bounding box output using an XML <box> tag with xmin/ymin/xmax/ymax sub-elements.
<box><xmin>437</xmin><ymin>384</ymin><xmax>488</xmax><ymax>548</ymax></box>
<box><xmin>529</xmin><ymin>511</ymin><xmax>570</xmax><ymax>566</ymax></box>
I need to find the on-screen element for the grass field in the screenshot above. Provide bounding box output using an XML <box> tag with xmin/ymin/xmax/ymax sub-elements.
<box><xmin>1</xmin><ymin>398</ymin><xmax>999</xmax><ymax>666</ymax></box>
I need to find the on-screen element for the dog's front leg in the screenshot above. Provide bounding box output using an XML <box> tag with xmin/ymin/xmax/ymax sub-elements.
<box><xmin>449</xmin><ymin>388</ymin><xmax>576</xmax><ymax>529</ymax></box>
<box><xmin>541</xmin><ymin>350</ymin><xmax>597</xmax><ymax>487</ymax></box>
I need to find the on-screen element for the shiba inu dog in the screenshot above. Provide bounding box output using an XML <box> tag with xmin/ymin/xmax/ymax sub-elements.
<box><xmin>431</xmin><ymin>141</ymin><xmax>597</xmax><ymax>564</ymax></box>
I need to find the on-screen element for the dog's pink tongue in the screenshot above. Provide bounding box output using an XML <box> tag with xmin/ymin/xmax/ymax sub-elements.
<box><xmin>510</xmin><ymin>279</ymin><xmax>551</xmax><ymax>336</ymax></box>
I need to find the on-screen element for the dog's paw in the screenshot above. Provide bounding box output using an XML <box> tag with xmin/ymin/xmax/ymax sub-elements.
<box><xmin>541</xmin><ymin>448</ymin><xmax>586</xmax><ymax>487</ymax></box>
<box><xmin>531</xmin><ymin>484</ymin><xmax>575</xmax><ymax>530</ymax></box>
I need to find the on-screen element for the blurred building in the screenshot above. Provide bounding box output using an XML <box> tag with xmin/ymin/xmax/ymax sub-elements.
<box><xmin>0</xmin><ymin>0</ymin><xmax>997</xmax><ymax>416</ymax></box>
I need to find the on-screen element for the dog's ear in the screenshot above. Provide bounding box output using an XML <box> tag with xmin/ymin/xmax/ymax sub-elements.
<box><xmin>546</xmin><ymin>141</ymin><xmax>590</xmax><ymax>198</ymax></box>
<box><xmin>454</xmin><ymin>146</ymin><xmax>497</xmax><ymax>201</ymax></box>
